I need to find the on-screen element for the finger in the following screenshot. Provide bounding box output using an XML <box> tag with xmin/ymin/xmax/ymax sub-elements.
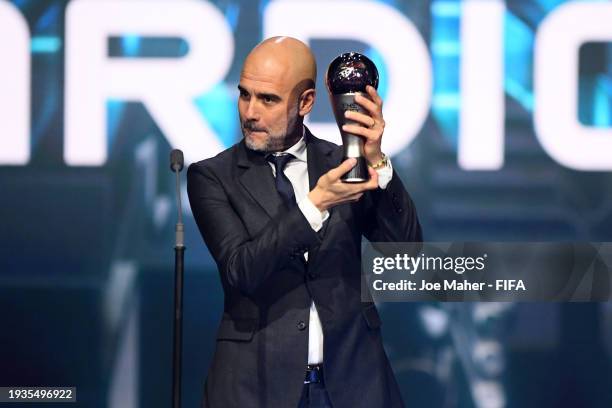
<box><xmin>345</xmin><ymin>174</ymin><xmax>377</xmax><ymax>194</ymax></box>
<box><xmin>340</xmin><ymin>190</ymin><xmax>363</xmax><ymax>201</ymax></box>
<box><xmin>347</xmin><ymin>192</ymin><xmax>364</xmax><ymax>202</ymax></box>
<box><xmin>354</xmin><ymin>93</ymin><xmax>380</xmax><ymax>116</ymax></box>
<box><xmin>360</xmin><ymin>180</ymin><xmax>378</xmax><ymax>192</ymax></box>
<box><xmin>367</xmin><ymin>166</ymin><xmax>379</xmax><ymax>188</ymax></box>
<box><xmin>349</xmin><ymin>167</ymin><xmax>379</xmax><ymax>192</ymax></box>
<box><xmin>342</xmin><ymin>124</ymin><xmax>378</xmax><ymax>141</ymax></box>
<box><xmin>366</xmin><ymin>85</ymin><xmax>383</xmax><ymax>107</ymax></box>
<box><xmin>344</xmin><ymin>110</ymin><xmax>375</xmax><ymax>128</ymax></box>
<box><xmin>327</xmin><ymin>158</ymin><xmax>357</xmax><ymax>181</ymax></box>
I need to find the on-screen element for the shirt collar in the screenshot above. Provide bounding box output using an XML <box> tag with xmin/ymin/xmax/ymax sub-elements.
<box><xmin>278</xmin><ymin>126</ymin><xmax>307</xmax><ymax>163</ymax></box>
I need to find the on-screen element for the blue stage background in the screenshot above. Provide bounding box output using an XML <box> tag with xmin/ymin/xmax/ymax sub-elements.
<box><xmin>1</xmin><ymin>0</ymin><xmax>611</xmax><ymax>407</ymax></box>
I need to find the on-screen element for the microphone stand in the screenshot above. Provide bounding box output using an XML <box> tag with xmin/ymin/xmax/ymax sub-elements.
<box><xmin>171</xmin><ymin>152</ymin><xmax>185</xmax><ymax>408</ymax></box>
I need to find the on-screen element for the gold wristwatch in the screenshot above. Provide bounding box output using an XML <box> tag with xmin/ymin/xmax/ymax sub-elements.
<box><xmin>369</xmin><ymin>153</ymin><xmax>389</xmax><ymax>170</ymax></box>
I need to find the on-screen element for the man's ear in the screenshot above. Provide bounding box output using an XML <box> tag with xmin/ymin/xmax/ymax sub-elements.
<box><xmin>298</xmin><ymin>89</ymin><xmax>316</xmax><ymax>116</ymax></box>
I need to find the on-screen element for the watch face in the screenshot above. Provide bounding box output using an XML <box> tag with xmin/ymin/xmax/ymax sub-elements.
<box><xmin>325</xmin><ymin>52</ymin><xmax>379</xmax><ymax>95</ymax></box>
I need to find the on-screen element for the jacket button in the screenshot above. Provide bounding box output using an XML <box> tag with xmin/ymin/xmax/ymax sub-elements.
<box><xmin>308</xmin><ymin>272</ymin><xmax>318</xmax><ymax>280</ymax></box>
<box><xmin>297</xmin><ymin>321</ymin><xmax>307</xmax><ymax>331</ymax></box>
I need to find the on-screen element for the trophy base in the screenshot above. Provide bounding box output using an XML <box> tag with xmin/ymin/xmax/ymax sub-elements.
<box><xmin>341</xmin><ymin>156</ymin><xmax>370</xmax><ymax>183</ymax></box>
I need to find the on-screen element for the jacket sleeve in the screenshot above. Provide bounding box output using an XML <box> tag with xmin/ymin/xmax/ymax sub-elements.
<box><xmin>187</xmin><ymin>163</ymin><xmax>321</xmax><ymax>296</ymax></box>
<box><xmin>361</xmin><ymin>169</ymin><xmax>423</xmax><ymax>243</ymax></box>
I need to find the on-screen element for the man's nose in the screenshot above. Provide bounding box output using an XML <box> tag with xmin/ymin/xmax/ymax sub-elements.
<box><xmin>244</xmin><ymin>99</ymin><xmax>260</xmax><ymax>121</ymax></box>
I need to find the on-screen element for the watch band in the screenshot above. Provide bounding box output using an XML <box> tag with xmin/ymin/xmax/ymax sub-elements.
<box><xmin>369</xmin><ymin>153</ymin><xmax>388</xmax><ymax>170</ymax></box>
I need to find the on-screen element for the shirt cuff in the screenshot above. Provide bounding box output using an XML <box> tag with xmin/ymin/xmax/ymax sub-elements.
<box><xmin>298</xmin><ymin>196</ymin><xmax>330</xmax><ymax>232</ymax></box>
<box><xmin>376</xmin><ymin>156</ymin><xmax>394</xmax><ymax>189</ymax></box>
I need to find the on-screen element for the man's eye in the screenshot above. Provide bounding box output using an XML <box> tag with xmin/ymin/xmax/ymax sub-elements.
<box><xmin>239</xmin><ymin>90</ymin><xmax>249</xmax><ymax>99</ymax></box>
<box><xmin>263</xmin><ymin>96</ymin><xmax>273</xmax><ymax>103</ymax></box>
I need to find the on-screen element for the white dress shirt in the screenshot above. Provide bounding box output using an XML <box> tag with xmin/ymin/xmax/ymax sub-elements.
<box><xmin>267</xmin><ymin>128</ymin><xmax>393</xmax><ymax>365</ymax></box>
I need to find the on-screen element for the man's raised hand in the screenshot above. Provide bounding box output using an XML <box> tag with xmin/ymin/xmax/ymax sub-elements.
<box><xmin>308</xmin><ymin>158</ymin><xmax>379</xmax><ymax>212</ymax></box>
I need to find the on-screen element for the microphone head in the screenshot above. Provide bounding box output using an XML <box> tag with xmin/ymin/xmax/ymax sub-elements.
<box><xmin>325</xmin><ymin>52</ymin><xmax>379</xmax><ymax>95</ymax></box>
<box><xmin>170</xmin><ymin>149</ymin><xmax>184</xmax><ymax>172</ymax></box>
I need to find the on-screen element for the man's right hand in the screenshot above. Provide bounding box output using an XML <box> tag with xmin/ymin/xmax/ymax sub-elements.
<box><xmin>308</xmin><ymin>158</ymin><xmax>379</xmax><ymax>212</ymax></box>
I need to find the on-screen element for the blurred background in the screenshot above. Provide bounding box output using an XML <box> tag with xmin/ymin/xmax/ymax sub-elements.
<box><xmin>1</xmin><ymin>0</ymin><xmax>611</xmax><ymax>406</ymax></box>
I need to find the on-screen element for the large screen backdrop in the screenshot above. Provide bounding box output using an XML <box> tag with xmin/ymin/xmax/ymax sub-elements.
<box><xmin>1</xmin><ymin>0</ymin><xmax>611</xmax><ymax>407</ymax></box>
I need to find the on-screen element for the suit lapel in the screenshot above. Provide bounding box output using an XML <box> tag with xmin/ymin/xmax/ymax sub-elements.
<box><xmin>237</xmin><ymin>141</ymin><xmax>283</xmax><ymax>220</ymax></box>
<box><xmin>236</xmin><ymin>128</ymin><xmax>338</xmax><ymax>228</ymax></box>
<box><xmin>305</xmin><ymin>127</ymin><xmax>337</xmax><ymax>242</ymax></box>
<box><xmin>306</xmin><ymin>134</ymin><xmax>332</xmax><ymax>192</ymax></box>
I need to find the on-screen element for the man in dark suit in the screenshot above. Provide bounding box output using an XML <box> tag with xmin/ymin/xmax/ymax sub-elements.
<box><xmin>187</xmin><ymin>37</ymin><xmax>422</xmax><ymax>408</ymax></box>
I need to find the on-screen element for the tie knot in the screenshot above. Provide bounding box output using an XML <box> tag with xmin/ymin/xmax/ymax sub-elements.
<box><xmin>266</xmin><ymin>153</ymin><xmax>294</xmax><ymax>172</ymax></box>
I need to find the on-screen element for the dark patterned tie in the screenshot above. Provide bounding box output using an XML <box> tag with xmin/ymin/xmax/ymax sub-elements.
<box><xmin>266</xmin><ymin>153</ymin><xmax>296</xmax><ymax>207</ymax></box>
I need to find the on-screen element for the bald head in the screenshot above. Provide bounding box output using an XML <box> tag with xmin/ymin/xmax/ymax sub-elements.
<box><xmin>238</xmin><ymin>37</ymin><xmax>318</xmax><ymax>152</ymax></box>
<box><xmin>242</xmin><ymin>36</ymin><xmax>317</xmax><ymax>93</ymax></box>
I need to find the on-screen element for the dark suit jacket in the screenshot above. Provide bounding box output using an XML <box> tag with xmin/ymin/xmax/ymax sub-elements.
<box><xmin>187</xmin><ymin>127</ymin><xmax>422</xmax><ymax>408</ymax></box>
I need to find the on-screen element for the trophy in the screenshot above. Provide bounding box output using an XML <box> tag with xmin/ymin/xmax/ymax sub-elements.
<box><xmin>325</xmin><ymin>52</ymin><xmax>379</xmax><ymax>182</ymax></box>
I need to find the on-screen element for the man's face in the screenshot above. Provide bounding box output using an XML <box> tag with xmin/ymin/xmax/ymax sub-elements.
<box><xmin>238</xmin><ymin>60</ymin><xmax>301</xmax><ymax>152</ymax></box>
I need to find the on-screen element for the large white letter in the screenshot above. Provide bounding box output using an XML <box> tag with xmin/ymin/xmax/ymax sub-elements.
<box><xmin>459</xmin><ymin>0</ymin><xmax>505</xmax><ymax>170</ymax></box>
<box><xmin>65</xmin><ymin>0</ymin><xmax>233</xmax><ymax>166</ymax></box>
<box><xmin>534</xmin><ymin>2</ymin><xmax>612</xmax><ymax>170</ymax></box>
<box><xmin>0</xmin><ymin>0</ymin><xmax>30</xmax><ymax>165</ymax></box>
<box><xmin>264</xmin><ymin>0</ymin><xmax>432</xmax><ymax>157</ymax></box>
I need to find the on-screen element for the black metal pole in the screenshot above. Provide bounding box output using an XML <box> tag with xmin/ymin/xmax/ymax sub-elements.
<box><xmin>172</xmin><ymin>244</ymin><xmax>185</xmax><ymax>408</ymax></box>
<box><xmin>170</xmin><ymin>150</ymin><xmax>185</xmax><ymax>408</ymax></box>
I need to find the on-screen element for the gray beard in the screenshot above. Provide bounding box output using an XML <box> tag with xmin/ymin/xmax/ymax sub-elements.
<box><xmin>244</xmin><ymin>133</ymin><xmax>279</xmax><ymax>152</ymax></box>
<box><xmin>243</xmin><ymin>115</ymin><xmax>301</xmax><ymax>153</ymax></box>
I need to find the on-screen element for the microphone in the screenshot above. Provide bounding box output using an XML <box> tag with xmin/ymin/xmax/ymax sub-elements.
<box><xmin>170</xmin><ymin>149</ymin><xmax>184</xmax><ymax>246</ymax></box>
<box><xmin>325</xmin><ymin>52</ymin><xmax>379</xmax><ymax>182</ymax></box>
<box><xmin>169</xmin><ymin>149</ymin><xmax>185</xmax><ymax>408</ymax></box>
<box><xmin>170</xmin><ymin>149</ymin><xmax>184</xmax><ymax>173</ymax></box>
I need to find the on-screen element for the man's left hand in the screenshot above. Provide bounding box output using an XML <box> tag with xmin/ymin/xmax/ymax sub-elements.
<box><xmin>342</xmin><ymin>85</ymin><xmax>385</xmax><ymax>166</ymax></box>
